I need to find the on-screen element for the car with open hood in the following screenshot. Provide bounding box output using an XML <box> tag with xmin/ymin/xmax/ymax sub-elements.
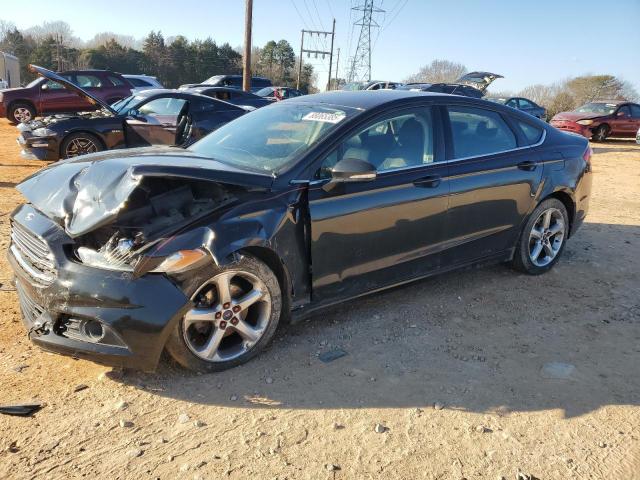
<box><xmin>18</xmin><ymin>66</ymin><xmax>247</xmax><ymax>161</ymax></box>
<box><xmin>8</xmin><ymin>90</ymin><xmax>592</xmax><ymax>372</ymax></box>
<box><xmin>398</xmin><ymin>71</ymin><xmax>503</xmax><ymax>99</ymax></box>
<box><xmin>550</xmin><ymin>101</ymin><xmax>640</xmax><ymax>141</ymax></box>
<box><xmin>0</xmin><ymin>65</ymin><xmax>132</xmax><ymax>123</ymax></box>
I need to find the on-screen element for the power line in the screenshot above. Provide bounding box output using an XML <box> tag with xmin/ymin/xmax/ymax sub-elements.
<box><xmin>346</xmin><ymin>0</ymin><xmax>384</xmax><ymax>82</ymax></box>
<box><xmin>290</xmin><ymin>0</ymin><xmax>311</xmax><ymax>30</ymax></box>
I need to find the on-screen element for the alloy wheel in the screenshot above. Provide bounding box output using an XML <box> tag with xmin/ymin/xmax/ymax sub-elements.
<box><xmin>528</xmin><ymin>207</ymin><xmax>565</xmax><ymax>267</ymax></box>
<box><xmin>13</xmin><ymin>107</ymin><xmax>32</xmax><ymax>123</ymax></box>
<box><xmin>182</xmin><ymin>270</ymin><xmax>272</xmax><ymax>363</ymax></box>
<box><xmin>65</xmin><ymin>137</ymin><xmax>99</xmax><ymax>157</ymax></box>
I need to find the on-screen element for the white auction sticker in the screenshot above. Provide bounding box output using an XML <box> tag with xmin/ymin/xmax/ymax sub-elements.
<box><xmin>302</xmin><ymin>111</ymin><xmax>346</xmax><ymax>124</ymax></box>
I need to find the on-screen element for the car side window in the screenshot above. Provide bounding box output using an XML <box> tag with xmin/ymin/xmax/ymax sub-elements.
<box><xmin>138</xmin><ymin>97</ymin><xmax>187</xmax><ymax>117</ymax></box>
<box><xmin>617</xmin><ymin>106</ymin><xmax>632</xmax><ymax>117</ymax></box>
<box><xmin>447</xmin><ymin>106</ymin><xmax>517</xmax><ymax>159</ymax></box>
<box><xmin>316</xmin><ymin>107</ymin><xmax>435</xmax><ymax>179</ymax></box>
<box><xmin>108</xmin><ymin>75</ymin><xmax>126</xmax><ymax>86</ymax></box>
<box><xmin>518</xmin><ymin>99</ymin><xmax>535</xmax><ymax>109</ymax></box>
<box><xmin>630</xmin><ymin>105</ymin><xmax>640</xmax><ymax>118</ymax></box>
<box><xmin>505</xmin><ymin>99</ymin><xmax>518</xmax><ymax>108</ymax></box>
<box><xmin>75</xmin><ymin>75</ymin><xmax>103</xmax><ymax>88</ymax></box>
<box><xmin>516</xmin><ymin>120</ymin><xmax>544</xmax><ymax>145</ymax></box>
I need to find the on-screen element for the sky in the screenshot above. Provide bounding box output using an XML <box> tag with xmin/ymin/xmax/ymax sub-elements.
<box><xmin>2</xmin><ymin>0</ymin><xmax>639</xmax><ymax>93</ymax></box>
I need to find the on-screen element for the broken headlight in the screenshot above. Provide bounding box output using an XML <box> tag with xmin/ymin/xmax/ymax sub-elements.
<box><xmin>32</xmin><ymin>127</ymin><xmax>57</xmax><ymax>137</ymax></box>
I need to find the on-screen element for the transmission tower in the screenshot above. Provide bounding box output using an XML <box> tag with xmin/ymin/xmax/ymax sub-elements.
<box><xmin>346</xmin><ymin>0</ymin><xmax>384</xmax><ymax>83</ymax></box>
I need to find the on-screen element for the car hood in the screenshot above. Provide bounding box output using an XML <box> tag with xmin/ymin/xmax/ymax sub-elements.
<box><xmin>17</xmin><ymin>146</ymin><xmax>274</xmax><ymax>237</ymax></box>
<box><xmin>455</xmin><ymin>71</ymin><xmax>503</xmax><ymax>92</ymax></box>
<box><xmin>551</xmin><ymin>111</ymin><xmax>605</xmax><ymax>122</ymax></box>
<box><xmin>29</xmin><ymin>64</ymin><xmax>117</xmax><ymax>115</ymax></box>
<box><xmin>18</xmin><ymin>110</ymin><xmax>116</xmax><ymax>133</ymax></box>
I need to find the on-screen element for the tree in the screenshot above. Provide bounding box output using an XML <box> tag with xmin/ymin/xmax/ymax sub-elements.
<box><xmin>260</xmin><ymin>40</ymin><xmax>277</xmax><ymax>77</ymax></box>
<box><xmin>404</xmin><ymin>59</ymin><xmax>467</xmax><ymax>84</ymax></box>
<box><xmin>274</xmin><ymin>40</ymin><xmax>295</xmax><ymax>81</ymax></box>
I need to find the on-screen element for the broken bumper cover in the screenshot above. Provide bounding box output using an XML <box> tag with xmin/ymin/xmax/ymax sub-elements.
<box><xmin>8</xmin><ymin>204</ymin><xmax>191</xmax><ymax>371</ymax></box>
<box><xmin>18</xmin><ymin>132</ymin><xmax>60</xmax><ymax>161</ymax></box>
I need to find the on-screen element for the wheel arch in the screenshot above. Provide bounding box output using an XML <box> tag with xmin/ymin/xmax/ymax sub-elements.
<box><xmin>542</xmin><ymin>190</ymin><xmax>576</xmax><ymax>237</ymax></box>
<box><xmin>59</xmin><ymin>130</ymin><xmax>107</xmax><ymax>157</ymax></box>
<box><xmin>7</xmin><ymin>99</ymin><xmax>36</xmax><ymax>117</ymax></box>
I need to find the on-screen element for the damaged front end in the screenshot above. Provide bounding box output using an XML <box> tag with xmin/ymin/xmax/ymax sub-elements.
<box><xmin>9</xmin><ymin>149</ymin><xmax>277</xmax><ymax>370</ymax></box>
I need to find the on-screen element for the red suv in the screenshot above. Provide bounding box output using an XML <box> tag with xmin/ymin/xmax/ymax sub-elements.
<box><xmin>550</xmin><ymin>101</ymin><xmax>640</xmax><ymax>141</ymax></box>
<box><xmin>0</xmin><ymin>67</ymin><xmax>132</xmax><ymax>123</ymax></box>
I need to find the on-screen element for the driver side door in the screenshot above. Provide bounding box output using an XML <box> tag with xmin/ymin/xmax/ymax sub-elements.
<box><xmin>124</xmin><ymin>96</ymin><xmax>187</xmax><ymax>147</ymax></box>
<box><xmin>307</xmin><ymin>106</ymin><xmax>450</xmax><ymax>302</ymax></box>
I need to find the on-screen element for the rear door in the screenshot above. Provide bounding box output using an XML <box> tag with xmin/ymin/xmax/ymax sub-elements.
<box><xmin>613</xmin><ymin>105</ymin><xmax>636</xmax><ymax>136</ymax></box>
<box><xmin>124</xmin><ymin>96</ymin><xmax>187</xmax><ymax>146</ymax></box>
<box><xmin>308</xmin><ymin>105</ymin><xmax>450</xmax><ymax>302</ymax></box>
<box><xmin>443</xmin><ymin>104</ymin><xmax>544</xmax><ymax>266</ymax></box>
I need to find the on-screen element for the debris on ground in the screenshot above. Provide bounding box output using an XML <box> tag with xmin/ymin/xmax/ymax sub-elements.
<box><xmin>318</xmin><ymin>348</ymin><xmax>348</xmax><ymax>363</ymax></box>
<box><xmin>0</xmin><ymin>402</ymin><xmax>43</xmax><ymax>417</ymax></box>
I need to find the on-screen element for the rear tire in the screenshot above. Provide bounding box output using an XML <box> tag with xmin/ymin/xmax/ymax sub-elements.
<box><xmin>9</xmin><ymin>102</ymin><xmax>36</xmax><ymax>123</ymax></box>
<box><xmin>591</xmin><ymin>124</ymin><xmax>609</xmax><ymax>142</ymax></box>
<box><xmin>512</xmin><ymin>198</ymin><xmax>569</xmax><ymax>275</ymax></box>
<box><xmin>60</xmin><ymin>132</ymin><xmax>103</xmax><ymax>159</ymax></box>
<box><xmin>165</xmin><ymin>254</ymin><xmax>282</xmax><ymax>372</ymax></box>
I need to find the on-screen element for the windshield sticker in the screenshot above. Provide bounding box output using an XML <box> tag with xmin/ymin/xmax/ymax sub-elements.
<box><xmin>302</xmin><ymin>111</ymin><xmax>346</xmax><ymax>124</ymax></box>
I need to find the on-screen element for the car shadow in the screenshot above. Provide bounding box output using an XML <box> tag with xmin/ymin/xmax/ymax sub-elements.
<box><xmin>112</xmin><ymin>221</ymin><xmax>640</xmax><ymax>419</ymax></box>
<box><xmin>591</xmin><ymin>138</ymin><xmax>639</xmax><ymax>154</ymax></box>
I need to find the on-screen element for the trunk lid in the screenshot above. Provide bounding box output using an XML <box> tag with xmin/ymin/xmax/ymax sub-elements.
<box><xmin>455</xmin><ymin>71</ymin><xmax>503</xmax><ymax>92</ymax></box>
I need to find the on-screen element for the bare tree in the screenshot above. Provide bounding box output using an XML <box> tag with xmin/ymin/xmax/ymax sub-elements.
<box><xmin>404</xmin><ymin>59</ymin><xmax>467</xmax><ymax>84</ymax></box>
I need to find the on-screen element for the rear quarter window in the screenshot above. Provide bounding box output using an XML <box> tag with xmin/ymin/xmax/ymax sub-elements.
<box><xmin>108</xmin><ymin>75</ymin><xmax>127</xmax><ymax>86</ymax></box>
<box><xmin>517</xmin><ymin>120</ymin><xmax>544</xmax><ymax>145</ymax></box>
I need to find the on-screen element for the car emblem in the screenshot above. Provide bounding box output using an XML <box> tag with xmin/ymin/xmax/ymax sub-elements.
<box><xmin>25</xmin><ymin>213</ymin><xmax>35</xmax><ymax>221</ymax></box>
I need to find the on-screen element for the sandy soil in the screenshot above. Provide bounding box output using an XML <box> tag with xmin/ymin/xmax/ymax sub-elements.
<box><xmin>0</xmin><ymin>121</ymin><xmax>638</xmax><ymax>480</ymax></box>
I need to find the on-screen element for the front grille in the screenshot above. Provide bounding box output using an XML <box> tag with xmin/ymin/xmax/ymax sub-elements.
<box><xmin>15</xmin><ymin>282</ymin><xmax>45</xmax><ymax>326</ymax></box>
<box><xmin>10</xmin><ymin>220</ymin><xmax>56</xmax><ymax>286</ymax></box>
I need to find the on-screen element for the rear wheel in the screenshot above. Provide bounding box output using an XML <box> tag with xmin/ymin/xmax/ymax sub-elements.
<box><xmin>512</xmin><ymin>198</ymin><xmax>569</xmax><ymax>275</ymax></box>
<box><xmin>591</xmin><ymin>124</ymin><xmax>609</xmax><ymax>142</ymax></box>
<box><xmin>60</xmin><ymin>132</ymin><xmax>103</xmax><ymax>159</ymax></box>
<box><xmin>165</xmin><ymin>255</ymin><xmax>282</xmax><ymax>372</ymax></box>
<box><xmin>9</xmin><ymin>102</ymin><xmax>35</xmax><ymax>123</ymax></box>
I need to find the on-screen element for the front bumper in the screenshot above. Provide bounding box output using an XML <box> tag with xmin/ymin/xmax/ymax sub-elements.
<box><xmin>550</xmin><ymin>120</ymin><xmax>591</xmax><ymax>138</ymax></box>
<box><xmin>18</xmin><ymin>131</ymin><xmax>60</xmax><ymax>161</ymax></box>
<box><xmin>7</xmin><ymin>204</ymin><xmax>191</xmax><ymax>371</ymax></box>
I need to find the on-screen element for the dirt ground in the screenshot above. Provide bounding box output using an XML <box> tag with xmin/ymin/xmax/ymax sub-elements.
<box><xmin>0</xmin><ymin>120</ymin><xmax>638</xmax><ymax>480</ymax></box>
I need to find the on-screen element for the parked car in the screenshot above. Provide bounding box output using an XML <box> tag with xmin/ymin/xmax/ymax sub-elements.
<box><xmin>255</xmin><ymin>86</ymin><xmax>304</xmax><ymax>101</ymax></box>
<box><xmin>550</xmin><ymin>101</ymin><xmax>640</xmax><ymax>141</ymax></box>
<box><xmin>0</xmin><ymin>65</ymin><xmax>132</xmax><ymax>123</ymax></box>
<box><xmin>398</xmin><ymin>71</ymin><xmax>503</xmax><ymax>99</ymax></box>
<box><xmin>9</xmin><ymin>90</ymin><xmax>592</xmax><ymax>372</ymax></box>
<box><xmin>123</xmin><ymin>74</ymin><xmax>164</xmax><ymax>94</ymax></box>
<box><xmin>186</xmin><ymin>86</ymin><xmax>271</xmax><ymax>109</ymax></box>
<box><xmin>637</xmin><ymin>127</ymin><xmax>640</xmax><ymax>144</ymax></box>
<box><xmin>486</xmin><ymin>96</ymin><xmax>547</xmax><ymax>120</ymax></box>
<box><xmin>342</xmin><ymin>80</ymin><xmax>402</xmax><ymax>91</ymax></box>
<box><xmin>180</xmin><ymin>74</ymin><xmax>272</xmax><ymax>92</ymax></box>
<box><xmin>18</xmin><ymin>66</ymin><xmax>247</xmax><ymax>161</ymax></box>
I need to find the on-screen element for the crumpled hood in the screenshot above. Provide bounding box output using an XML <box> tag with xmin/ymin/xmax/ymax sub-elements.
<box><xmin>17</xmin><ymin>146</ymin><xmax>274</xmax><ymax>238</ymax></box>
<box><xmin>551</xmin><ymin>111</ymin><xmax>606</xmax><ymax>122</ymax></box>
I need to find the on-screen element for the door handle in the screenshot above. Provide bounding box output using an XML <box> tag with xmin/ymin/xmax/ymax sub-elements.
<box><xmin>413</xmin><ymin>175</ymin><xmax>441</xmax><ymax>188</ymax></box>
<box><xmin>517</xmin><ymin>160</ymin><xmax>538</xmax><ymax>171</ymax></box>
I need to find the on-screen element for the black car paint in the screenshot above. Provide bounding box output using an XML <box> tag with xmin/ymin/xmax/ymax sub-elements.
<box><xmin>487</xmin><ymin>97</ymin><xmax>547</xmax><ymax>120</ymax></box>
<box><xmin>185</xmin><ymin>86</ymin><xmax>272</xmax><ymax>109</ymax></box>
<box><xmin>19</xmin><ymin>90</ymin><xmax>247</xmax><ymax>161</ymax></box>
<box><xmin>9</xmin><ymin>91</ymin><xmax>592</xmax><ymax>371</ymax></box>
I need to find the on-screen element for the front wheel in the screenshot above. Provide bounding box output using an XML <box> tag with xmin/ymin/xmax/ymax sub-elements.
<box><xmin>512</xmin><ymin>198</ymin><xmax>569</xmax><ymax>275</ymax></box>
<box><xmin>60</xmin><ymin>132</ymin><xmax>103</xmax><ymax>159</ymax></box>
<box><xmin>165</xmin><ymin>255</ymin><xmax>282</xmax><ymax>372</ymax></box>
<box><xmin>591</xmin><ymin>125</ymin><xmax>608</xmax><ymax>142</ymax></box>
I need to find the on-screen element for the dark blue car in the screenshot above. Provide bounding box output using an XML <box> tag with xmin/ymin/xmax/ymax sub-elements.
<box><xmin>487</xmin><ymin>97</ymin><xmax>547</xmax><ymax>121</ymax></box>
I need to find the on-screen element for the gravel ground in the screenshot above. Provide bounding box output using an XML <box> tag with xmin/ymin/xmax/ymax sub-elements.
<box><xmin>0</xmin><ymin>120</ymin><xmax>638</xmax><ymax>479</ymax></box>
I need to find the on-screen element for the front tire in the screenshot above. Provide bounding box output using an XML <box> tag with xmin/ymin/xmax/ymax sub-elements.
<box><xmin>512</xmin><ymin>198</ymin><xmax>569</xmax><ymax>275</ymax></box>
<box><xmin>60</xmin><ymin>132</ymin><xmax>103</xmax><ymax>159</ymax></box>
<box><xmin>591</xmin><ymin>124</ymin><xmax>609</xmax><ymax>142</ymax></box>
<box><xmin>165</xmin><ymin>254</ymin><xmax>282</xmax><ymax>372</ymax></box>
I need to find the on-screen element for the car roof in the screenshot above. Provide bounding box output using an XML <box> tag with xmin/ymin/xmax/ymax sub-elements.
<box><xmin>123</xmin><ymin>74</ymin><xmax>158</xmax><ymax>79</ymax></box>
<box><xmin>286</xmin><ymin>89</ymin><xmax>450</xmax><ymax>109</ymax></box>
<box><xmin>59</xmin><ymin>69</ymin><xmax>119</xmax><ymax>75</ymax></box>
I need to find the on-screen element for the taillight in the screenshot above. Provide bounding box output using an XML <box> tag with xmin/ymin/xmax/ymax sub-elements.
<box><xmin>583</xmin><ymin>145</ymin><xmax>592</xmax><ymax>171</ymax></box>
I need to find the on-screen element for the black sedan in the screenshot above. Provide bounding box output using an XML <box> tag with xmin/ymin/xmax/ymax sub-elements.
<box><xmin>18</xmin><ymin>67</ymin><xmax>247</xmax><ymax>161</ymax></box>
<box><xmin>398</xmin><ymin>71</ymin><xmax>503</xmax><ymax>99</ymax></box>
<box><xmin>486</xmin><ymin>96</ymin><xmax>547</xmax><ymax>120</ymax></box>
<box><xmin>185</xmin><ymin>86</ymin><xmax>272</xmax><ymax>109</ymax></box>
<box><xmin>9</xmin><ymin>90</ymin><xmax>592</xmax><ymax>372</ymax></box>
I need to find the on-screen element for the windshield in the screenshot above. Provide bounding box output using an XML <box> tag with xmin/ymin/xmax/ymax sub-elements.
<box><xmin>111</xmin><ymin>95</ymin><xmax>144</xmax><ymax>113</ymax></box>
<box><xmin>203</xmin><ymin>75</ymin><xmax>224</xmax><ymax>84</ymax></box>
<box><xmin>188</xmin><ymin>102</ymin><xmax>360</xmax><ymax>174</ymax></box>
<box><xmin>486</xmin><ymin>97</ymin><xmax>507</xmax><ymax>104</ymax></box>
<box><xmin>575</xmin><ymin>102</ymin><xmax>618</xmax><ymax>115</ymax></box>
<box><xmin>256</xmin><ymin>87</ymin><xmax>275</xmax><ymax>96</ymax></box>
<box><xmin>26</xmin><ymin>78</ymin><xmax>43</xmax><ymax>88</ymax></box>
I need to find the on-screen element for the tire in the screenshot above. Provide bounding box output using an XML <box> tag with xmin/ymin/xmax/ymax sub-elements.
<box><xmin>60</xmin><ymin>132</ymin><xmax>103</xmax><ymax>159</ymax></box>
<box><xmin>9</xmin><ymin>102</ymin><xmax>36</xmax><ymax>123</ymax></box>
<box><xmin>165</xmin><ymin>254</ymin><xmax>283</xmax><ymax>372</ymax></box>
<box><xmin>591</xmin><ymin>124</ymin><xmax>609</xmax><ymax>142</ymax></box>
<box><xmin>512</xmin><ymin>198</ymin><xmax>569</xmax><ymax>275</ymax></box>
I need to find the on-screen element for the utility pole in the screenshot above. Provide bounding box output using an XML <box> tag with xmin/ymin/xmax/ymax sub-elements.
<box><xmin>326</xmin><ymin>19</ymin><xmax>336</xmax><ymax>91</ymax></box>
<box><xmin>242</xmin><ymin>0</ymin><xmax>253</xmax><ymax>92</ymax></box>
<box><xmin>296</xmin><ymin>25</ymin><xmax>336</xmax><ymax>91</ymax></box>
<box><xmin>334</xmin><ymin>48</ymin><xmax>340</xmax><ymax>90</ymax></box>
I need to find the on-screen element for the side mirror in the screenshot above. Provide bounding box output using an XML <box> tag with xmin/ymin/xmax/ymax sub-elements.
<box><xmin>617</xmin><ymin>111</ymin><xmax>627</xmax><ymax>117</ymax></box>
<box><xmin>127</xmin><ymin>108</ymin><xmax>141</xmax><ymax>118</ymax></box>
<box><xmin>323</xmin><ymin>158</ymin><xmax>376</xmax><ymax>191</ymax></box>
